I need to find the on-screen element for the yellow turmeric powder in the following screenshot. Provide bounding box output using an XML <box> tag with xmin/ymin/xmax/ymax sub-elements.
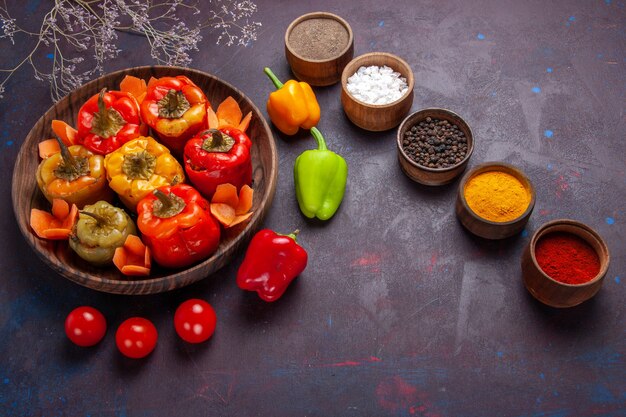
<box><xmin>464</xmin><ymin>171</ymin><xmax>531</xmax><ymax>222</ymax></box>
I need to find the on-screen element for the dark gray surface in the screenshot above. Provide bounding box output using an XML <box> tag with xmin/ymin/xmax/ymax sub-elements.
<box><xmin>1</xmin><ymin>0</ymin><xmax>624</xmax><ymax>416</ymax></box>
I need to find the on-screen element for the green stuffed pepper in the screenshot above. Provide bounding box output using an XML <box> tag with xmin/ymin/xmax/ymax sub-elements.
<box><xmin>294</xmin><ymin>127</ymin><xmax>348</xmax><ymax>221</ymax></box>
<box><xmin>69</xmin><ymin>201</ymin><xmax>137</xmax><ymax>266</ymax></box>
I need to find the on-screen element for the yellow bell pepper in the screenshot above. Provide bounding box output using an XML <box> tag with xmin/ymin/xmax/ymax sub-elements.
<box><xmin>36</xmin><ymin>138</ymin><xmax>113</xmax><ymax>208</ymax></box>
<box><xmin>264</xmin><ymin>68</ymin><xmax>321</xmax><ymax>135</ymax></box>
<box><xmin>104</xmin><ymin>136</ymin><xmax>185</xmax><ymax>210</ymax></box>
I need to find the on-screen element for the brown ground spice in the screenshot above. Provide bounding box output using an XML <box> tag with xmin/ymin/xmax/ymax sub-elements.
<box><xmin>288</xmin><ymin>18</ymin><xmax>349</xmax><ymax>60</ymax></box>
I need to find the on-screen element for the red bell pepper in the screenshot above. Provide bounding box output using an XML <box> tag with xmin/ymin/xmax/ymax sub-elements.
<box><xmin>136</xmin><ymin>184</ymin><xmax>220</xmax><ymax>269</ymax></box>
<box><xmin>184</xmin><ymin>127</ymin><xmax>252</xmax><ymax>199</ymax></box>
<box><xmin>77</xmin><ymin>89</ymin><xmax>144</xmax><ymax>154</ymax></box>
<box><xmin>236</xmin><ymin>229</ymin><xmax>308</xmax><ymax>302</ymax></box>
<box><xmin>140</xmin><ymin>76</ymin><xmax>208</xmax><ymax>156</ymax></box>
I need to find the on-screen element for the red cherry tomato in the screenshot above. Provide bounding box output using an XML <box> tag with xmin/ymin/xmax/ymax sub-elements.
<box><xmin>65</xmin><ymin>306</ymin><xmax>107</xmax><ymax>347</ymax></box>
<box><xmin>174</xmin><ymin>299</ymin><xmax>217</xmax><ymax>343</ymax></box>
<box><xmin>115</xmin><ymin>317</ymin><xmax>158</xmax><ymax>359</ymax></box>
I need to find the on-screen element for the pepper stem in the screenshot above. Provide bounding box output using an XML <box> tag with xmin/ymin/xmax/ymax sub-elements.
<box><xmin>278</xmin><ymin>229</ymin><xmax>300</xmax><ymax>242</ymax></box>
<box><xmin>53</xmin><ymin>134</ymin><xmax>89</xmax><ymax>181</ymax></box>
<box><xmin>79</xmin><ymin>210</ymin><xmax>109</xmax><ymax>225</ymax></box>
<box><xmin>55</xmin><ymin>134</ymin><xmax>79</xmax><ymax>171</ymax></box>
<box><xmin>152</xmin><ymin>189</ymin><xmax>186</xmax><ymax>218</ymax></box>
<box><xmin>310</xmin><ymin>127</ymin><xmax>328</xmax><ymax>151</ymax></box>
<box><xmin>201</xmin><ymin>129</ymin><xmax>235</xmax><ymax>153</ymax></box>
<box><xmin>263</xmin><ymin>67</ymin><xmax>284</xmax><ymax>90</ymax></box>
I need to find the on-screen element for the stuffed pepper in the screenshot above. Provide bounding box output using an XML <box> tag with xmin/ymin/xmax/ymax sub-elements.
<box><xmin>140</xmin><ymin>76</ymin><xmax>209</xmax><ymax>156</ymax></box>
<box><xmin>36</xmin><ymin>137</ymin><xmax>113</xmax><ymax>208</ymax></box>
<box><xmin>77</xmin><ymin>89</ymin><xmax>144</xmax><ymax>154</ymax></box>
<box><xmin>184</xmin><ymin>127</ymin><xmax>252</xmax><ymax>199</ymax></box>
<box><xmin>69</xmin><ymin>201</ymin><xmax>137</xmax><ymax>266</ymax></box>
<box><xmin>104</xmin><ymin>136</ymin><xmax>185</xmax><ymax>210</ymax></box>
<box><xmin>136</xmin><ymin>184</ymin><xmax>220</xmax><ymax>269</ymax></box>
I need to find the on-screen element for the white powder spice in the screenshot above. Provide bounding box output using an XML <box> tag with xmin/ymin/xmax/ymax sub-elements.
<box><xmin>346</xmin><ymin>65</ymin><xmax>409</xmax><ymax>105</ymax></box>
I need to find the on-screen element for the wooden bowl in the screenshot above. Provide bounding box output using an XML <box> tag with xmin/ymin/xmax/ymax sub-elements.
<box><xmin>521</xmin><ymin>219</ymin><xmax>610</xmax><ymax>308</ymax></box>
<box><xmin>340</xmin><ymin>52</ymin><xmax>414</xmax><ymax>131</ymax></box>
<box><xmin>285</xmin><ymin>12</ymin><xmax>354</xmax><ymax>86</ymax></box>
<box><xmin>396</xmin><ymin>108</ymin><xmax>474</xmax><ymax>186</ymax></box>
<box><xmin>12</xmin><ymin>66</ymin><xmax>278</xmax><ymax>295</ymax></box>
<box><xmin>455</xmin><ymin>162</ymin><xmax>535</xmax><ymax>239</ymax></box>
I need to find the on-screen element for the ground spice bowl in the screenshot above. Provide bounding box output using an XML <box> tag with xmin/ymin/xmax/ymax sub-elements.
<box><xmin>396</xmin><ymin>108</ymin><xmax>474</xmax><ymax>185</ymax></box>
<box><xmin>285</xmin><ymin>12</ymin><xmax>354</xmax><ymax>86</ymax></box>
<box><xmin>521</xmin><ymin>219</ymin><xmax>610</xmax><ymax>308</ymax></box>
<box><xmin>340</xmin><ymin>52</ymin><xmax>414</xmax><ymax>131</ymax></box>
<box><xmin>455</xmin><ymin>162</ymin><xmax>535</xmax><ymax>239</ymax></box>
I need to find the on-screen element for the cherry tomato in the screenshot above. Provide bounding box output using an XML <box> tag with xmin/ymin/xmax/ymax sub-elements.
<box><xmin>174</xmin><ymin>299</ymin><xmax>217</xmax><ymax>343</ymax></box>
<box><xmin>65</xmin><ymin>306</ymin><xmax>107</xmax><ymax>347</ymax></box>
<box><xmin>115</xmin><ymin>317</ymin><xmax>158</xmax><ymax>359</ymax></box>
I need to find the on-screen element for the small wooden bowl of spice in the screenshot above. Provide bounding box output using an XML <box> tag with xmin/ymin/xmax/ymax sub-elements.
<box><xmin>341</xmin><ymin>52</ymin><xmax>414</xmax><ymax>131</ymax></box>
<box><xmin>397</xmin><ymin>108</ymin><xmax>473</xmax><ymax>185</ymax></box>
<box><xmin>456</xmin><ymin>162</ymin><xmax>535</xmax><ymax>239</ymax></box>
<box><xmin>285</xmin><ymin>12</ymin><xmax>354</xmax><ymax>86</ymax></box>
<box><xmin>521</xmin><ymin>219</ymin><xmax>610</xmax><ymax>308</ymax></box>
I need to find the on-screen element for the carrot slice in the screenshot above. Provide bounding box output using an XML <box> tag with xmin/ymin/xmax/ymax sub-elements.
<box><xmin>120</xmin><ymin>75</ymin><xmax>147</xmax><ymax>103</ymax></box>
<box><xmin>226</xmin><ymin>212</ymin><xmax>253</xmax><ymax>228</ymax></box>
<box><xmin>113</xmin><ymin>235</ymin><xmax>151</xmax><ymax>277</ymax></box>
<box><xmin>147</xmin><ymin>76</ymin><xmax>158</xmax><ymax>89</ymax></box>
<box><xmin>51</xmin><ymin>120</ymin><xmax>78</xmax><ymax>146</ymax></box>
<box><xmin>212</xmin><ymin>183</ymin><xmax>239</xmax><ymax>208</ymax></box>
<box><xmin>216</xmin><ymin>96</ymin><xmax>243</xmax><ymax>128</ymax></box>
<box><xmin>207</xmin><ymin>106</ymin><xmax>219</xmax><ymax>129</ymax></box>
<box><xmin>237</xmin><ymin>111</ymin><xmax>252</xmax><ymax>133</ymax></box>
<box><xmin>38</xmin><ymin>139</ymin><xmax>60</xmax><ymax>159</ymax></box>
<box><xmin>112</xmin><ymin>246</ymin><xmax>128</xmax><ymax>270</ymax></box>
<box><xmin>235</xmin><ymin>185</ymin><xmax>253</xmax><ymax>215</ymax></box>
<box><xmin>210</xmin><ymin>203</ymin><xmax>236</xmax><ymax>226</ymax></box>
<box><xmin>121</xmin><ymin>265</ymin><xmax>151</xmax><ymax>276</ymax></box>
<box><xmin>135</xmin><ymin>92</ymin><xmax>147</xmax><ymax>105</ymax></box>
<box><xmin>29</xmin><ymin>202</ymin><xmax>76</xmax><ymax>240</ymax></box>
<box><xmin>30</xmin><ymin>209</ymin><xmax>56</xmax><ymax>239</ymax></box>
<box><xmin>51</xmin><ymin>198</ymin><xmax>70</xmax><ymax>220</ymax></box>
<box><xmin>43</xmin><ymin>228</ymin><xmax>72</xmax><ymax>240</ymax></box>
<box><xmin>61</xmin><ymin>203</ymin><xmax>79</xmax><ymax>230</ymax></box>
<box><xmin>123</xmin><ymin>234</ymin><xmax>147</xmax><ymax>257</ymax></box>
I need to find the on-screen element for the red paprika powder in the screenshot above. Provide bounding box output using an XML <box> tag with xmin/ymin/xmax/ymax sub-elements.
<box><xmin>535</xmin><ymin>232</ymin><xmax>600</xmax><ymax>285</ymax></box>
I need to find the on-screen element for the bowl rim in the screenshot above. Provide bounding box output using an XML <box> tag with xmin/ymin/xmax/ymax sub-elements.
<box><xmin>11</xmin><ymin>65</ymin><xmax>278</xmax><ymax>294</ymax></box>
<box><xmin>527</xmin><ymin>219</ymin><xmax>611</xmax><ymax>287</ymax></box>
<box><xmin>457</xmin><ymin>161</ymin><xmax>536</xmax><ymax>226</ymax></box>
<box><xmin>340</xmin><ymin>51</ymin><xmax>415</xmax><ymax>108</ymax></box>
<box><xmin>284</xmin><ymin>11</ymin><xmax>354</xmax><ymax>64</ymax></box>
<box><xmin>396</xmin><ymin>108</ymin><xmax>474</xmax><ymax>173</ymax></box>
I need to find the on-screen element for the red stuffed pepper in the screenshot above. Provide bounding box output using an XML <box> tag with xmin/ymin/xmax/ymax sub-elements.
<box><xmin>140</xmin><ymin>76</ymin><xmax>208</xmax><ymax>156</ymax></box>
<box><xmin>77</xmin><ymin>89</ymin><xmax>144</xmax><ymax>154</ymax></box>
<box><xmin>236</xmin><ymin>229</ymin><xmax>308</xmax><ymax>302</ymax></box>
<box><xmin>136</xmin><ymin>184</ymin><xmax>220</xmax><ymax>269</ymax></box>
<box><xmin>184</xmin><ymin>127</ymin><xmax>252</xmax><ymax>199</ymax></box>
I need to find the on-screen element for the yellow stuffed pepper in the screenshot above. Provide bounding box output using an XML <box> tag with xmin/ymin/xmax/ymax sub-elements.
<box><xmin>36</xmin><ymin>138</ymin><xmax>113</xmax><ymax>208</ymax></box>
<box><xmin>104</xmin><ymin>136</ymin><xmax>184</xmax><ymax>210</ymax></box>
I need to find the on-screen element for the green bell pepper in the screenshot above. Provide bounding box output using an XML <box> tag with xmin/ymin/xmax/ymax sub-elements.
<box><xmin>294</xmin><ymin>127</ymin><xmax>348</xmax><ymax>220</ymax></box>
<box><xmin>69</xmin><ymin>201</ymin><xmax>137</xmax><ymax>266</ymax></box>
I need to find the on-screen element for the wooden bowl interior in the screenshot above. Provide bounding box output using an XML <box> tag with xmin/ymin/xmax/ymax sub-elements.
<box><xmin>522</xmin><ymin>219</ymin><xmax>610</xmax><ymax>307</ymax></box>
<box><xmin>12</xmin><ymin>66</ymin><xmax>277</xmax><ymax>295</ymax></box>
<box><xmin>340</xmin><ymin>52</ymin><xmax>414</xmax><ymax>131</ymax></box>
<box><xmin>455</xmin><ymin>162</ymin><xmax>536</xmax><ymax>239</ymax></box>
<box><xmin>284</xmin><ymin>12</ymin><xmax>354</xmax><ymax>86</ymax></box>
<box><xmin>396</xmin><ymin>108</ymin><xmax>474</xmax><ymax>185</ymax></box>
